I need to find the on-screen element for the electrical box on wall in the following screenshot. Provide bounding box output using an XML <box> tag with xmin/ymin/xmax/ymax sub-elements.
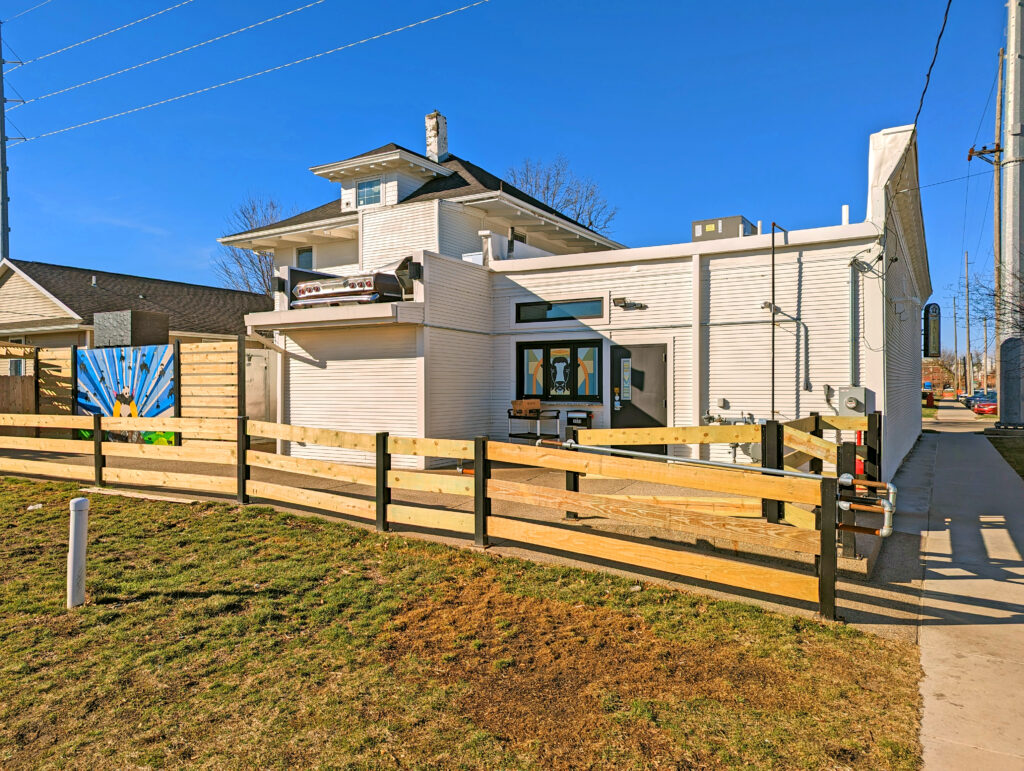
<box><xmin>837</xmin><ymin>386</ymin><xmax>875</xmax><ymax>416</ymax></box>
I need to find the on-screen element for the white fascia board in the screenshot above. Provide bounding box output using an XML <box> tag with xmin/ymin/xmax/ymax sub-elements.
<box><xmin>489</xmin><ymin>222</ymin><xmax>881</xmax><ymax>274</ymax></box>
<box><xmin>217</xmin><ymin>214</ymin><xmax>358</xmax><ymax>247</ymax></box>
<box><xmin>451</xmin><ymin>192</ymin><xmax>625</xmax><ymax>250</ymax></box>
<box><xmin>0</xmin><ymin>322</ymin><xmax>87</xmax><ymax>335</ymax></box>
<box><xmin>245</xmin><ymin>301</ymin><xmax>424</xmax><ymax>331</ymax></box>
<box><xmin>0</xmin><ymin>258</ymin><xmax>84</xmax><ymax>321</ymax></box>
<box><xmin>310</xmin><ymin>149</ymin><xmax>454</xmax><ymax>180</ymax></box>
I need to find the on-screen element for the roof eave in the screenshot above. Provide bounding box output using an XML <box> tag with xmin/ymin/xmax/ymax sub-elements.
<box><xmin>310</xmin><ymin>148</ymin><xmax>454</xmax><ymax>181</ymax></box>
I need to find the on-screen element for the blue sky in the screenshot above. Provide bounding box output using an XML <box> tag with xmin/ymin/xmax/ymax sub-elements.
<box><xmin>0</xmin><ymin>0</ymin><xmax>1007</xmax><ymax>352</ymax></box>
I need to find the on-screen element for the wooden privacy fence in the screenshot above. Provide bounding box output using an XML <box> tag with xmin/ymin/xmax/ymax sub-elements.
<box><xmin>0</xmin><ymin>412</ymin><xmax>891</xmax><ymax>621</ymax></box>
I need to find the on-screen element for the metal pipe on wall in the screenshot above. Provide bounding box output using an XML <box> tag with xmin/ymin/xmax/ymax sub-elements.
<box><xmin>770</xmin><ymin>222</ymin><xmax>788</xmax><ymax>419</ymax></box>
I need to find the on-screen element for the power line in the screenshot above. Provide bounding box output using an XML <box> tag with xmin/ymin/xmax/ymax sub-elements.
<box><xmin>912</xmin><ymin>0</ymin><xmax>953</xmax><ymax>130</ymax></box>
<box><xmin>4</xmin><ymin>0</ymin><xmax>56</xmax><ymax>23</ymax></box>
<box><xmin>14</xmin><ymin>0</ymin><xmax>492</xmax><ymax>144</ymax></box>
<box><xmin>7</xmin><ymin>0</ymin><xmax>198</xmax><ymax>71</ymax></box>
<box><xmin>8</xmin><ymin>0</ymin><xmax>326</xmax><ymax>110</ymax></box>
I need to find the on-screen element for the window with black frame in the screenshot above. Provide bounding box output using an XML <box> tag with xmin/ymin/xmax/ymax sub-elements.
<box><xmin>517</xmin><ymin>340</ymin><xmax>602</xmax><ymax>402</ymax></box>
<box><xmin>515</xmin><ymin>298</ymin><xmax>603</xmax><ymax>323</ymax></box>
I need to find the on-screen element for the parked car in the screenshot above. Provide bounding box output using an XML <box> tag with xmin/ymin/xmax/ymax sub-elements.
<box><xmin>974</xmin><ymin>400</ymin><xmax>998</xmax><ymax>415</ymax></box>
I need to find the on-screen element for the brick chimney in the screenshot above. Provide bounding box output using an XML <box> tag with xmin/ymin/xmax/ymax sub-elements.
<box><xmin>425</xmin><ymin>110</ymin><xmax>448</xmax><ymax>162</ymax></box>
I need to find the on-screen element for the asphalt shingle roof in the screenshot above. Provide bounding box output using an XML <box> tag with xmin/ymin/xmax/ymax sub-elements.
<box><xmin>11</xmin><ymin>260</ymin><xmax>272</xmax><ymax>336</ymax></box>
<box><xmin>227</xmin><ymin>145</ymin><xmax>602</xmax><ymax>239</ymax></box>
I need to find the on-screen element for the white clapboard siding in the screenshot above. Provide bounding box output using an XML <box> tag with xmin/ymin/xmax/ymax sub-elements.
<box><xmin>423</xmin><ymin>327</ymin><xmax>493</xmax><ymax>467</ymax></box>
<box><xmin>424</xmin><ymin>252</ymin><xmax>492</xmax><ymax>332</ymax></box>
<box><xmin>438</xmin><ymin>201</ymin><xmax>486</xmax><ymax>260</ymax></box>
<box><xmin>882</xmin><ymin>251</ymin><xmax>922</xmax><ymax>479</ymax></box>
<box><xmin>360</xmin><ymin>201</ymin><xmax>438</xmax><ymax>272</ymax></box>
<box><xmin>0</xmin><ymin>269</ymin><xmax>72</xmax><ymax>326</ymax></box>
<box><xmin>285</xmin><ymin>327</ymin><xmax>421</xmax><ymax>469</ymax></box>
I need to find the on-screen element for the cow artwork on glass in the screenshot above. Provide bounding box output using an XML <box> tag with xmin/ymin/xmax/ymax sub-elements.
<box><xmin>549</xmin><ymin>347</ymin><xmax>572</xmax><ymax>397</ymax></box>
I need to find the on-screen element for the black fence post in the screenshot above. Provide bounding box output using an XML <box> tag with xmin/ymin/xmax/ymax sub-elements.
<box><xmin>474</xmin><ymin>436</ymin><xmax>490</xmax><ymax>547</ymax></box>
<box><xmin>236</xmin><ymin>334</ymin><xmax>247</xmax><ymax>419</ymax></box>
<box><xmin>376</xmin><ymin>431</ymin><xmax>391</xmax><ymax>532</ymax></box>
<box><xmin>236</xmin><ymin>416</ymin><xmax>249</xmax><ymax>504</ymax></box>
<box><xmin>761</xmin><ymin>419</ymin><xmax>783</xmax><ymax>523</ymax></box>
<box><xmin>817</xmin><ymin>476</ymin><xmax>838</xmax><ymax>621</ymax></box>
<box><xmin>92</xmin><ymin>413</ymin><xmax>104</xmax><ymax>487</ymax></box>
<box><xmin>31</xmin><ymin>349</ymin><xmax>40</xmax><ymax>439</ymax></box>
<box><xmin>837</xmin><ymin>440</ymin><xmax>858</xmax><ymax>558</ymax></box>
<box><xmin>809</xmin><ymin>411</ymin><xmax>823</xmax><ymax>475</ymax></box>
<box><xmin>565</xmin><ymin>426</ymin><xmax>579</xmax><ymax>520</ymax></box>
<box><xmin>69</xmin><ymin>345</ymin><xmax>78</xmax><ymax>431</ymax></box>
<box><xmin>865</xmin><ymin>411</ymin><xmax>882</xmax><ymax>482</ymax></box>
<box><xmin>172</xmin><ymin>339</ymin><xmax>181</xmax><ymax>447</ymax></box>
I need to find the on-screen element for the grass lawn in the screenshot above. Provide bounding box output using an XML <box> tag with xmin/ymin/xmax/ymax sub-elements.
<box><xmin>922</xmin><ymin>407</ymin><xmax>937</xmax><ymax>419</ymax></box>
<box><xmin>0</xmin><ymin>477</ymin><xmax>922</xmax><ymax>769</ymax></box>
<box><xmin>989</xmin><ymin>436</ymin><xmax>1024</xmax><ymax>481</ymax></box>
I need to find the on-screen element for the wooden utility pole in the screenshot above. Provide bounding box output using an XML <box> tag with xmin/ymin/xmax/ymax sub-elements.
<box><xmin>995</xmin><ymin>47</ymin><xmax>1005</xmax><ymax>385</ymax></box>
<box><xmin>953</xmin><ymin>295</ymin><xmax>960</xmax><ymax>393</ymax></box>
<box><xmin>984</xmin><ymin>317</ymin><xmax>990</xmax><ymax>389</ymax></box>
<box><xmin>965</xmin><ymin>252</ymin><xmax>975</xmax><ymax>392</ymax></box>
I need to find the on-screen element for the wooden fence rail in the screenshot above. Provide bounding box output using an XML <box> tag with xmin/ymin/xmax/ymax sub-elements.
<box><xmin>0</xmin><ymin>412</ymin><xmax>881</xmax><ymax>621</ymax></box>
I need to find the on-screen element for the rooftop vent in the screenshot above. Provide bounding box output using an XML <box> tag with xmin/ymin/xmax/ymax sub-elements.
<box><xmin>692</xmin><ymin>215</ymin><xmax>756</xmax><ymax>242</ymax></box>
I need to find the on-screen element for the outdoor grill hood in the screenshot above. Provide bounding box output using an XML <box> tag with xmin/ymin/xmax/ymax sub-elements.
<box><xmin>288</xmin><ymin>256</ymin><xmax>418</xmax><ymax>309</ymax></box>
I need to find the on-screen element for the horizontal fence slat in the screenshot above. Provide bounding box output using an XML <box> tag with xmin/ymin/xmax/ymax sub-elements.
<box><xmin>247</xmin><ymin>420</ymin><xmax>375</xmax><ymax>453</ymax></box>
<box><xmin>246</xmin><ymin>480</ymin><xmax>375</xmax><ymax>519</ymax></box>
<box><xmin>178</xmin><ymin>375</ymin><xmax>237</xmax><ymax>386</ymax></box>
<box><xmin>387</xmin><ymin>503</ymin><xmax>474</xmax><ymax>533</ymax></box>
<box><xmin>181</xmin><ymin>365</ymin><xmax>237</xmax><ymax>376</ymax></box>
<box><xmin>102</xmin><ymin>442</ymin><xmax>236</xmax><ymax>464</ymax></box>
<box><xmin>0</xmin><ymin>456</ymin><xmax>93</xmax><ymax>481</ymax></box>
<box><xmin>388</xmin><ymin>470</ymin><xmax>474</xmax><ymax>496</ymax></box>
<box><xmin>486</xmin><ymin>441</ymin><xmax>822</xmax><ymax>506</ymax></box>
<box><xmin>180</xmin><ymin>386</ymin><xmax>236</xmax><ymax>397</ymax></box>
<box><xmin>386</xmin><ymin>436</ymin><xmax>474</xmax><ymax>460</ymax></box>
<box><xmin>181</xmin><ymin>408</ymin><xmax>238</xmax><ymax>418</ymax></box>
<box><xmin>246</xmin><ymin>450</ymin><xmax>375</xmax><ymax>486</ymax></box>
<box><xmin>577</xmin><ymin>424</ymin><xmax>761</xmax><ymax>446</ymax></box>
<box><xmin>783</xmin><ymin>416</ymin><xmax>818</xmax><ymax>432</ymax></box>
<box><xmin>597</xmin><ymin>494</ymin><xmax>764</xmax><ymax>517</ymax></box>
<box><xmin>820</xmin><ymin>416</ymin><xmax>869</xmax><ymax>431</ymax></box>
<box><xmin>179</xmin><ymin>341</ymin><xmax>238</xmax><ymax>353</ymax></box>
<box><xmin>100</xmin><ymin>417</ymin><xmax>236</xmax><ymax>437</ymax></box>
<box><xmin>0</xmin><ymin>413</ymin><xmax>92</xmax><ymax>429</ymax></box>
<box><xmin>180</xmin><ymin>395</ymin><xmax>237</xmax><ymax>407</ymax></box>
<box><xmin>179</xmin><ymin>352</ymin><xmax>237</xmax><ymax>364</ymax></box>
<box><xmin>102</xmin><ymin>467</ymin><xmax>235</xmax><ymax>494</ymax></box>
<box><xmin>0</xmin><ymin>436</ymin><xmax>91</xmax><ymax>454</ymax></box>
<box><xmin>487</xmin><ymin>516</ymin><xmax>819</xmax><ymax>603</ymax></box>
<box><xmin>782</xmin><ymin>427</ymin><xmax>838</xmax><ymax>465</ymax></box>
<box><xmin>488</xmin><ymin>479</ymin><xmax>820</xmax><ymax>555</ymax></box>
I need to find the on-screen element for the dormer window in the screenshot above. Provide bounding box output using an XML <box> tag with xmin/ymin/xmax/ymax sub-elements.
<box><xmin>357</xmin><ymin>178</ymin><xmax>381</xmax><ymax>207</ymax></box>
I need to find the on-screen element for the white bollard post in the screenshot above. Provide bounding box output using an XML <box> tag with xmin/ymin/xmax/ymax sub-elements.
<box><xmin>67</xmin><ymin>497</ymin><xmax>89</xmax><ymax>609</ymax></box>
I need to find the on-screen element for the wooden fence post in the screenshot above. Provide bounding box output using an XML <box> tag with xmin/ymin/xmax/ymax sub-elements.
<box><xmin>236</xmin><ymin>334</ymin><xmax>247</xmax><ymax>419</ymax></box>
<box><xmin>565</xmin><ymin>426</ymin><xmax>579</xmax><ymax>520</ymax></box>
<box><xmin>761</xmin><ymin>419</ymin><xmax>783</xmax><ymax>523</ymax></box>
<box><xmin>865</xmin><ymin>411</ymin><xmax>882</xmax><ymax>481</ymax></box>
<box><xmin>172</xmin><ymin>339</ymin><xmax>181</xmax><ymax>447</ymax></box>
<box><xmin>69</xmin><ymin>345</ymin><xmax>78</xmax><ymax>428</ymax></box>
<box><xmin>474</xmin><ymin>436</ymin><xmax>490</xmax><ymax>547</ymax></box>
<box><xmin>31</xmin><ymin>349</ymin><xmax>39</xmax><ymax>439</ymax></box>
<box><xmin>817</xmin><ymin>476</ymin><xmax>838</xmax><ymax>620</ymax></box>
<box><xmin>92</xmin><ymin>413</ymin><xmax>104</xmax><ymax>487</ymax></box>
<box><xmin>376</xmin><ymin>431</ymin><xmax>390</xmax><ymax>532</ymax></box>
<box><xmin>236</xmin><ymin>416</ymin><xmax>249</xmax><ymax>504</ymax></box>
<box><xmin>837</xmin><ymin>440</ymin><xmax>858</xmax><ymax>558</ymax></box>
<box><xmin>809</xmin><ymin>411</ymin><xmax>823</xmax><ymax>475</ymax></box>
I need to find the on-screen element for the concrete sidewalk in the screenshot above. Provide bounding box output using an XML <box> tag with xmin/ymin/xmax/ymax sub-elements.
<box><xmin>901</xmin><ymin>401</ymin><xmax>1024</xmax><ymax>768</ymax></box>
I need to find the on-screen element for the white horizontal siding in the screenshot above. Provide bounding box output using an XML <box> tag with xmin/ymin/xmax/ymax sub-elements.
<box><xmin>424</xmin><ymin>327</ymin><xmax>492</xmax><ymax>467</ymax></box>
<box><xmin>423</xmin><ymin>252</ymin><xmax>492</xmax><ymax>332</ymax></box>
<box><xmin>285</xmin><ymin>327</ymin><xmax>421</xmax><ymax>468</ymax></box>
<box><xmin>438</xmin><ymin>201</ymin><xmax>485</xmax><ymax>259</ymax></box>
<box><xmin>0</xmin><ymin>269</ymin><xmax>71</xmax><ymax>326</ymax></box>
<box><xmin>881</xmin><ymin>250</ymin><xmax>921</xmax><ymax>479</ymax></box>
<box><xmin>360</xmin><ymin>200</ymin><xmax>437</xmax><ymax>272</ymax></box>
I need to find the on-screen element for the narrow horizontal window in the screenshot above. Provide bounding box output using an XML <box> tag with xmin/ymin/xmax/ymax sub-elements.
<box><xmin>516</xmin><ymin>298</ymin><xmax>603</xmax><ymax>323</ymax></box>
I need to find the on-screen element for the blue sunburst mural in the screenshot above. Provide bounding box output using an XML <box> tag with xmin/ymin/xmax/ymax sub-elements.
<box><xmin>75</xmin><ymin>345</ymin><xmax>176</xmax><ymax>443</ymax></box>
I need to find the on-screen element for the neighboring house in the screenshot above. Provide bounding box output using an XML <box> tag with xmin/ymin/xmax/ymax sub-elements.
<box><xmin>0</xmin><ymin>258</ymin><xmax>273</xmax><ymax>362</ymax></box>
<box><xmin>232</xmin><ymin>114</ymin><xmax>929</xmax><ymax>480</ymax></box>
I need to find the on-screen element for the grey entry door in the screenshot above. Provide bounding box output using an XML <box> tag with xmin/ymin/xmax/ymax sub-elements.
<box><xmin>610</xmin><ymin>344</ymin><xmax>667</xmax><ymax>455</ymax></box>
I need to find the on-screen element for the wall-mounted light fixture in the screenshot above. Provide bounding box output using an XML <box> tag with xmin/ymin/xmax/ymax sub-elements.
<box><xmin>612</xmin><ymin>297</ymin><xmax>647</xmax><ymax>311</ymax></box>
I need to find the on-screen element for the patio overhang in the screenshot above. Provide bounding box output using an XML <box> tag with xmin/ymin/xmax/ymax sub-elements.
<box><xmin>245</xmin><ymin>301</ymin><xmax>425</xmax><ymax>333</ymax></box>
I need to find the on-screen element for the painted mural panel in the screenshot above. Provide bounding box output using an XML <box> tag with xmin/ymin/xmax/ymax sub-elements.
<box><xmin>76</xmin><ymin>345</ymin><xmax>176</xmax><ymax>443</ymax></box>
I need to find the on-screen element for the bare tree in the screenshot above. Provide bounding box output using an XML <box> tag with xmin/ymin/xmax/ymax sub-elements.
<box><xmin>506</xmin><ymin>156</ymin><xmax>617</xmax><ymax>234</ymax></box>
<box><xmin>213</xmin><ymin>195</ymin><xmax>288</xmax><ymax>296</ymax></box>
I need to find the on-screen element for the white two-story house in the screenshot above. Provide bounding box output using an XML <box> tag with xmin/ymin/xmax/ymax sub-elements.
<box><xmin>229</xmin><ymin>113</ymin><xmax>930</xmax><ymax>479</ymax></box>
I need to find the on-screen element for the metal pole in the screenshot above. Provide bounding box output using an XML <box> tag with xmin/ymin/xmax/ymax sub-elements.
<box><xmin>0</xmin><ymin>21</ymin><xmax>10</xmax><ymax>263</ymax></box>
<box><xmin>771</xmin><ymin>225</ymin><xmax>776</xmax><ymax>419</ymax></box>
<box><xmin>953</xmin><ymin>296</ymin><xmax>960</xmax><ymax>394</ymax></box>
<box><xmin>375</xmin><ymin>431</ymin><xmax>390</xmax><ymax>532</ymax></box>
<box><xmin>965</xmin><ymin>251</ymin><xmax>974</xmax><ymax>392</ymax></box>
<box><xmin>67</xmin><ymin>497</ymin><xmax>89</xmax><ymax>609</ymax></box>
<box><xmin>473</xmin><ymin>436</ymin><xmax>490</xmax><ymax>547</ymax></box>
<box><xmin>995</xmin><ymin>47</ymin><xmax>1005</xmax><ymax>406</ymax></box>
<box><xmin>817</xmin><ymin>477</ymin><xmax>838</xmax><ymax>621</ymax></box>
<box><xmin>1002</xmin><ymin>0</ymin><xmax>1024</xmax><ymax>424</ymax></box>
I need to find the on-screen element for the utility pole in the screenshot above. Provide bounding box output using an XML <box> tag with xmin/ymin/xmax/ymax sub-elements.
<box><xmin>984</xmin><ymin>316</ymin><xmax>990</xmax><ymax>390</ymax></box>
<box><xmin>1002</xmin><ymin>0</ymin><xmax>1024</xmax><ymax>423</ymax></box>
<box><xmin>953</xmin><ymin>295</ymin><xmax>960</xmax><ymax>394</ymax></box>
<box><xmin>965</xmin><ymin>252</ymin><xmax>975</xmax><ymax>392</ymax></box>
<box><xmin>0</xmin><ymin>21</ymin><xmax>10</xmax><ymax>262</ymax></box>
